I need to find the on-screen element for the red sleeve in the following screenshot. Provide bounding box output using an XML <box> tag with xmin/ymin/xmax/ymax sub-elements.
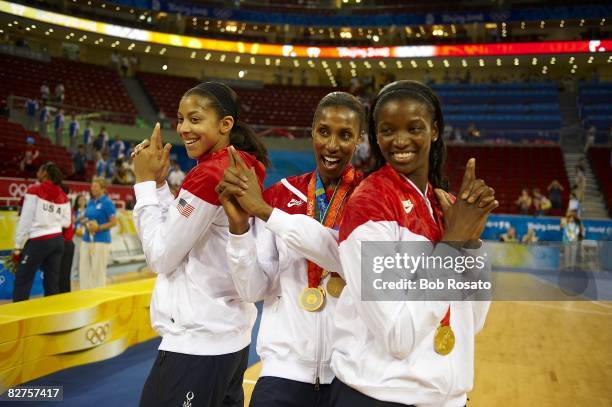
<box><xmin>181</xmin><ymin>149</ymin><xmax>266</xmax><ymax>206</ymax></box>
<box><xmin>339</xmin><ymin>178</ymin><xmax>399</xmax><ymax>243</ymax></box>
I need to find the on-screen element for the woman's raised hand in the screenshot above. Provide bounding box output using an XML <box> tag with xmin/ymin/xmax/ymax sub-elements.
<box><xmin>133</xmin><ymin>123</ymin><xmax>172</xmax><ymax>185</ymax></box>
<box><xmin>436</xmin><ymin>158</ymin><xmax>498</xmax><ymax>243</ymax></box>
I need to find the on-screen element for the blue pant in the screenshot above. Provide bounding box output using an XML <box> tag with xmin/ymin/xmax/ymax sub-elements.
<box><xmin>139</xmin><ymin>346</ymin><xmax>249</xmax><ymax>407</ymax></box>
<box><xmin>249</xmin><ymin>376</ymin><xmax>333</xmax><ymax>407</ymax></box>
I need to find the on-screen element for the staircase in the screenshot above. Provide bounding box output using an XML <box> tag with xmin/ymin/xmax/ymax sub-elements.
<box><xmin>557</xmin><ymin>79</ymin><xmax>608</xmax><ymax>219</ymax></box>
<box><xmin>121</xmin><ymin>77</ymin><xmax>158</xmax><ymax>126</ymax></box>
<box><xmin>563</xmin><ymin>152</ymin><xmax>609</xmax><ymax>219</ymax></box>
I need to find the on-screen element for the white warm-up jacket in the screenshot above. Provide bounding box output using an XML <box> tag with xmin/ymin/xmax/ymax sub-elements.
<box><xmin>133</xmin><ymin>148</ymin><xmax>265</xmax><ymax>355</ymax></box>
<box><xmin>226</xmin><ymin>171</ymin><xmax>358</xmax><ymax>384</ymax></box>
<box><xmin>333</xmin><ymin>164</ymin><xmax>491</xmax><ymax>407</ymax></box>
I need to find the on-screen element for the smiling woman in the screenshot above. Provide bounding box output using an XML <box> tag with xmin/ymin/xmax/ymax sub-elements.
<box><xmin>330</xmin><ymin>80</ymin><xmax>499</xmax><ymax>406</ymax></box>
<box><xmin>214</xmin><ymin>92</ymin><xmax>366</xmax><ymax>407</ymax></box>
<box><xmin>130</xmin><ymin>81</ymin><xmax>270</xmax><ymax>407</ymax></box>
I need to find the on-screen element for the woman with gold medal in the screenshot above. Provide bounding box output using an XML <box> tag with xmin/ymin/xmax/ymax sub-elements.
<box><xmin>215</xmin><ymin>92</ymin><xmax>365</xmax><ymax>407</ymax></box>
<box><xmin>330</xmin><ymin>80</ymin><xmax>496</xmax><ymax>406</ymax></box>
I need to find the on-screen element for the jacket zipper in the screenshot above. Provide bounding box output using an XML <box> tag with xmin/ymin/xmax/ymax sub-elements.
<box><xmin>313</xmin><ymin>309</ymin><xmax>321</xmax><ymax>390</ymax></box>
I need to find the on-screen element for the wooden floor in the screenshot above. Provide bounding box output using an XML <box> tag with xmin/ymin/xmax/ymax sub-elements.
<box><xmin>5</xmin><ymin>270</ymin><xmax>610</xmax><ymax>405</ymax></box>
<box><xmin>244</xmin><ymin>272</ymin><xmax>612</xmax><ymax>406</ymax></box>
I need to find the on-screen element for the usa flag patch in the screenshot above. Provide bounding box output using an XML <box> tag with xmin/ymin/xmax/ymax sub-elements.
<box><xmin>177</xmin><ymin>198</ymin><xmax>195</xmax><ymax>218</ymax></box>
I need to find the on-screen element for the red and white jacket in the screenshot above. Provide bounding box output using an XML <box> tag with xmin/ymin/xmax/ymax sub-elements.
<box><xmin>133</xmin><ymin>147</ymin><xmax>266</xmax><ymax>356</ymax></box>
<box><xmin>14</xmin><ymin>180</ymin><xmax>71</xmax><ymax>249</ymax></box>
<box><xmin>226</xmin><ymin>170</ymin><xmax>360</xmax><ymax>384</ymax></box>
<box><xmin>334</xmin><ymin>164</ymin><xmax>490</xmax><ymax>407</ymax></box>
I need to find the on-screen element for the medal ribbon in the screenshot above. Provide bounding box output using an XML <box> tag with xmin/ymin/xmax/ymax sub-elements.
<box><xmin>306</xmin><ymin>167</ymin><xmax>355</xmax><ymax>288</ymax></box>
<box><xmin>440</xmin><ymin>306</ymin><xmax>451</xmax><ymax>327</ymax></box>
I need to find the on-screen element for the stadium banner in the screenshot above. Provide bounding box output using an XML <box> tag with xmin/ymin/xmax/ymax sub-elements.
<box><xmin>1</xmin><ymin>1</ymin><xmax>610</xmax><ymax>58</ymax></box>
<box><xmin>110</xmin><ymin>0</ymin><xmax>612</xmax><ymax>27</ymax></box>
<box><xmin>483</xmin><ymin>214</ymin><xmax>612</xmax><ymax>242</ymax></box>
<box><xmin>0</xmin><ymin>177</ymin><xmax>134</xmax><ymax>206</ymax></box>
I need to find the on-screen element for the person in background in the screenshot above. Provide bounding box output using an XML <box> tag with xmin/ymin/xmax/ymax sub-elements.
<box><xmin>59</xmin><ymin>185</ymin><xmax>75</xmax><ymax>293</ymax></box>
<box><xmin>574</xmin><ymin>164</ymin><xmax>586</xmax><ymax>202</ymax></box>
<box><xmin>55</xmin><ymin>83</ymin><xmax>65</xmax><ymax>105</ymax></box>
<box><xmin>547</xmin><ymin>179</ymin><xmax>564</xmax><ymax>210</ymax></box>
<box><xmin>24</xmin><ymin>97</ymin><xmax>38</xmax><ymax>131</ymax></box>
<box><xmin>12</xmin><ymin>163</ymin><xmax>71</xmax><ymax>301</ymax></box>
<box><xmin>83</xmin><ymin>121</ymin><xmax>94</xmax><ymax>160</ymax></box>
<box><xmin>109</xmin><ymin>134</ymin><xmax>125</xmax><ymax>161</ymax></box>
<box><xmin>167</xmin><ymin>161</ymin><xmax>185</xmax><ymax>189</ymax></box>
<box><xmin>72</xmin><ymin>144</ymin><xmax>87</xmax><ymax>178</ymax></box>
<box><xmin>93</xmin><ymin>127</ymin><xmax>109</xmax><ymax>155</ymax></box>
<box><xmin>124</xmin><ymin>141</ymin><xmax>134</xmax><ymax>159</ymax></box>
<box><xmin>111</xmin><ymin>158</ymin><xmax>134</xmax><ymax>185</ymax></box>
<box><xmin>567</xmin><ymin>189</ymin><xmax>581</xmax><ymax>217</ymax></box>
<box><xmin>38</xmin><ymin>104</ymin><xmax>50</xmax><ymax>139</ymax></box>
<box><xmin>121</xmin><ymin>55</ymin><xmax>130</xmax><ymax>76</ymax></box>
<box><xmin>19</xmin><ymin>137</ymin><xmax>40</xmax><ymax>175</ymax></box>
<box><xmin>129</xmin><ymin>53</ymin><xmax>139</xmax><ymax>75</ymax></box>
<box><xmin>68</xmin><ymin>114</ymin><xmax>80</xmax><ymax>153</ymax></box>
<box><xmin>95</xmin><ymin>151</ymin><xmax>107</xmax><ymax>178</ymax></box>
<box><xmin>561</xmin><ymin>210</ymin><xmax>584</xmax><ymax>269</ymax></box>
<box><xmin>71</xmin><ymin>194</ymin><xmax>88</xmax><ymax>280</ymax></box>
<box><xmin>515</xmin><ymin>188</ymin><xmax>532</xmax><ymax>215</ymax></box>
<box><xmin>532</xmin><ymin>188</ymin><xmax>551</xmax><ymax>216</ymax></box>
<box><xmin>500</xmin><ymin>226</ymin><xmax>518</xmax><ymax>242</ymax></box>
<box><xmin>521</xmin><ymin>227</ymin><xmax>539</xmax><ymax>244</ymax></box>
<box><xmin>40</xmin><ymin>81</ymin><xmax>50</xmax><ymax>104</ymax></box>
<box><xmin>110</xmin><ymin>50</ymin><xmax>120</xmax><ymax>72</ymax></box>
<box><xmin>54</xmin><ymin>108</ymin><xmax>65</xmax><ymax>146</ymax></box>
<box><xmin>79</xmin><ymin>177</ymin><xmax>117</xmax><ymax>289</ymax></box>
<box><xmin>467</xmin><ymin>122</ymin><xmax>481</xmax><ymax>141</ymax></box>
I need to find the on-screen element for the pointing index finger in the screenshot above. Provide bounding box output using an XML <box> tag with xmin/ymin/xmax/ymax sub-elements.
<box><xmin>460</xmin><ymin>158</ymin><xmax>476</xmax><ymax>200</ymax></box>
<box><xmin>151</xmin><ymin>122</ymin><xmax>162</xmax><ymax>151</ymax></box>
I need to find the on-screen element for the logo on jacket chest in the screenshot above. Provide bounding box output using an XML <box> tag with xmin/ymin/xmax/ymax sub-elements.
<box><xmin>287</xmin><ymin>198</ymin><xmax>304</xmax><ymax>208</ymax></box>
<box><xmin>402</xmin><ymin>199</ymin><xmax>414</xmax><ymax>214</ymax></box>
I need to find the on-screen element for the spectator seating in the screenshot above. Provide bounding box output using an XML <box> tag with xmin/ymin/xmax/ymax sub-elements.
<box><xmin>432</xmin><ymin>83</ymin><xmax>562</xmax><ymax>134</ymax></box>
<box><xmin>138</xmin><ymin>71</ymin><xmax>335</xmax><ymax>128</ymax></box>
<box><xmin>587</xmin><ymin>147</ymin><xmax>612</xmax><ymax>217</ymax></box>
<box><xmin>445</xmin><ymin>144</ymin><xmax>570</xmax><ymax>215</ymax></box>
<box><xmin>0</xmin><ymin>118</ymin><xmax>71</xmax><ymax>177</ymax></box>
<box><xmin>0</xmin><ymin>55</ymin><xmax>136</xmax><ymax>124</ymax></box>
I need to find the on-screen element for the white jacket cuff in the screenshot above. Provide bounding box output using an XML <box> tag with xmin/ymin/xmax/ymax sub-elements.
<box><xmin>134</xmin><ymin>181</ymin><xmax>158</xmax><ymax>207</ymax></box>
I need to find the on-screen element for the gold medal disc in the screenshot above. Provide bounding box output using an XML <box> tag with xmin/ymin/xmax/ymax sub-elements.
<box><xmin>434</xmin><ymin>325</ymin><xmax>455</xmax><ymax>355</ymax></box>
<box><xmin>326</xmin><ymin>277</ymin><xmax>346</xmax><ymax>298</ymax></box>
<box><xmin>300</xmin><ymin>287</ymin><xmax>325</xmax><ymax>312</ymax></box>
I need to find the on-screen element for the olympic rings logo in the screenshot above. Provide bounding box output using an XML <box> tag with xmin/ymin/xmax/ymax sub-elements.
<box><xmin>183</xmin><ymin>391</ymin><xmax>195</xmax><ymax>407</ymax></box>
<box><xmin>8</xmin><ymin>183</ymin><xmax>29</xmax><ymax>197</ymax></box>
<box><xmin>85</xmin><ymin>323</ymin><xmax>110</xmax><ymax>345</ymax></box>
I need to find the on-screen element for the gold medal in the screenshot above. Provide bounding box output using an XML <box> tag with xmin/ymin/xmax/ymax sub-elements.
<box><xmin>300</xmin><ymin>287</ymin><xmax>325</xmax><ymax>312</ymax></box>
<box><xmin>434</xmin><ymin>325</ymin><xmax>455</xmax><ymax>355</ymax></box>
<box><xmin>326</xmin><ymin>276</ymin><xmax>346</xmax><ymax>298</ymax></box>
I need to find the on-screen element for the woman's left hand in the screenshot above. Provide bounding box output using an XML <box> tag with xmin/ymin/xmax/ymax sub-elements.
<box><xmin>133</xmin><ymin>123</ymin><xmax>172</xmax><ymax>184</ymax></box>
<box><xmin>86</xmin><ymin>220</ymin><xmax>99</xmax><ymax>234</ymax></box>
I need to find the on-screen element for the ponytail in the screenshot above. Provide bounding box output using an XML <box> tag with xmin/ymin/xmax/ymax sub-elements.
<box><xmin>230</xmin><ymin>121</ymin><xmax>270</xmax><ymax>167</ymax></box>
<box><xmin>42</xmin><ymin>162</ymin><xmax>65</xmax><ymax>186</ymax></box>
<box><xmin>183</xmin><ymin>81</ymin><xmax>270</xmax><ymax>167</ymax></box>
